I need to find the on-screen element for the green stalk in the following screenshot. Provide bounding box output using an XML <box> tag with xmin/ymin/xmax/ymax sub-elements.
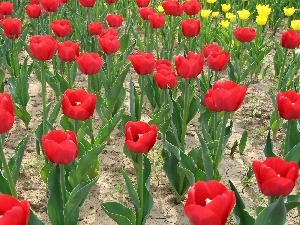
<box><xmin>66</xmin><ymin>62</ymin><xmax>72</xmax><ymax>88</ymax></box>
<box><xmin>138</xmin><ymin>76</ymin><xmax>145</xmax><ymax>121</ymax></box>
<box><xmin>277</xmin><ymin>49</ymin><xmax>288</xmax><ymax>91</ymax></box>
<box><xmin>11</xmin><ymin>39</ymin><xmax>19</xmax><ymax>77</ymax></box>
<box><xmin>283</xmin><ymin>120</ymin><xmax>292</xmax><ymax>157</ymax></box>
<box><xmin>188</xmin><ymin>37</ymin><xmax>192</xmax><ymax>52</ymax></box>
<box><xmin>239</xmin><ymin>43</ymin><xmax>244</xmax><ymax>83</ymax></box>
<box><xmin>162</xmin><ymin>89</ymin><xmax>169</xmax><ymax>145</ymax></box>
<box><xmin>0</xmin><ymin>134</ymin><xmax>18</xmax><ymax>198</ymax></box>
<box><xmin>180</xmin><ymin>79</ymin><xmax>190</xmax><ymax>146</ymax></box>
<box><xmin>88</xmin><ymin>75</ymin><xmax>93</xmax><ymax>93</ymax></box>
<box><xmin>155</xmin><ymin>29</ymin><xmax>159</xmax><ymax>59</ymax></box>
<box><xmin>59</xmin><ymin>164</ymin><xmax>69</xmax><ymax>225</ymax></box>
<box><xmin>41</xmin><ymin>62</ymin><xmax>47</xmax><ymax>135</ymax></box>
<box><xmin>212</xmin><ymin>112</ymin><xmax>217</xmax><ymax>140</ymax></box>
<box><xmin>107</xmin><ymin>54</ymin><xmax>113</xmax><ymax>86</ymax></box>
<box><xmin>175</xmin><ymin>173</ymin><xmax>185</xmax><ymax>204</ymax></box>
<box><xmin>268</xmin><ymin>196</ymin><xmax>276</xmax><ymax>205</ymax></box>
<box><xmin>137</xmin><ymin>153</ymin><xmax>144</xmax><ymax>225</ymax></box>
<box><xmin>168</xmin><ymin>16</ymin><xmax>173</xmax><ymax>60</ymax></box>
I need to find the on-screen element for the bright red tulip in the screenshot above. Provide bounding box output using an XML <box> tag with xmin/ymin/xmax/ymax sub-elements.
<box><xmin>138</xmin><ymin>7</ymin><xmax>155</xmax><ymax>20</ymax></box>
<box><xmin>280</xmin><ymin>29</ymin><xmax>300</xmax><ymax>49</ymax></box>
<box><xmin>0</xmin><ymin>194</ymin><xmax>30</xmax><ymax>225</ymax></box>
<box><xmin>174</xmin><ymin>51</ymin><xmax>204</xmax><ymax>78</ymax></box>
<box><xmin>154</xmin><ymin>69</ymin><xmax>177</xmax><ymax>89</ymax></box>
<box><xmin>62</xmin><ymin>89</ymin><xmax>96</xmax><ymax>120</ymax></box>
<box><xmin>0</xmin><ymin>93</ymin><xmax>14</xmax><ymax>134</ymax></box>
<box><xmin>155</xmin><ymin>59</ymin><xmax>172</xmax><ymax>71</ymax></box>
<box><xmin>128</xmin><ymin>52</ymin><xmax>155</xmax><ymax>75</ymax></box>
<box><xmin>277</xmin><ymin>90</ymin><xmax>300</xmax><ymax>120</ymax></box>
<box><xmin>148</xmin><ymin>13</ymin><xmax>165</xmax><ymax>29</ymax></box>
<box><xmin>1</xmin><ymin>18</ymin><xmax>22</xmax><ymax>39</ymax></box>
<box><xmin>30</xmin><ymin>0</ymin><xmax>40</xmax><ymax>4</ymax></box>
<box><xmin>204</xmin><ymin>80</ymin><xmax>247</xmax><ymax>112</ymax></box>
<box><xmin>252</xmin><ymin>157</ymin><xmax>299</xmax><ymax>196</ymax></box>
<box><xmin>98</xmin><ymin>31</ymin><xmax>120</xmax><ymax>54</ymax></box>
<box><xmin>58</xmin><ymin>41</ymin><xmax>80</xmax><ymax>62</ymax></box>
<box><xmin>88</xmin><ymin>22</ymin><xmax>103</xmax><ymax>35</ymax></box>
<box><xmin>42</xmin><ymin>130</ymin><xmax>77</xmax><ymax>164</ymax></box>
<box><xmin>202</xmin><ymin>43</ymin><xmax>221</xmax><ymax>58</ymax></box>
<box><xmin>26</xmin><ymin>4</ymin><xmax>42</xmax><ymax>18</ymax></box>
<box><xmin>162</xmin><ymin>0</ymin><xmax>183</xmax><ymax>16</ymax></box>
<box><xmin>50</xmin><ymin>19</ymin><xmax>72</xmax><ymax>37</ymax></box>
<box><xmin>76</xmin><ymin>52</ymin><xmax>103</xmax><ymax>75</ymax></box>
<box><xmin>41</xmin><ymin>0</ymin><xmax>60</xmax><ymax>12</ymax></box>
<box><xmin>0</xmin><ymin>2</ymin><xmax>14</xmax><ymax>15</ymax></box>
<box><xmin>100</xmin><ymin>27</ymin><xmax>118</xmax><ymax>37</ymax></box>
<box><xmin>29</xmin><ymin>35</ymin><xmax>57</xmax><ymax>61</ymax></box>
<box><xmin>207</xmin><ymin>50</ymin><xmax>230</xmax><ymax>71</ymax></box>
<box><xmin>125</xmin><ymin>121</ymin><xmax>158</xmax><ymax>153</ymax></box>
<box><xmin>106</xmin><ymin>14</ymin><xmax>123</xmax><ymax>28</ymax></box>
<box><xmin>181</xmin><ymin>19</ymin><xmax>200</xmax><ymax>37</ymax></box>
<box><xmin>234</xmin><ymin>27</ymin><xmax>256</xmax><ymax>42</ymax></box>
<box><xmin>183</xmin><ymin>0</ymin><xmax>202</xmax><ymax>15</ymax></box>
<box><xmin>184</xmin><ymin>180</ymin><xmax>235</xmax><ymax>225</ymax></box>
<box><xmin>136</xmin><ymin>0</ymin><xmax>150</xmax><ymax>7</ymax></box>
<box><xmin>78</xmin><ymin>0</ymin><xmax>96</xmax><ymax>7</ymax></box>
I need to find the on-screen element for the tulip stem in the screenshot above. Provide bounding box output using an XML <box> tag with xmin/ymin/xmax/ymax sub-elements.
<box><xmin>138</xmin><ymin>76</ymin><xmax>145</xmax><ymax>121</ymax></box>
<box><xmin>137</xmin><ymin>153</ymin><xmax>144</xmax><ymax>225</ymax></box>
<box><xmin>0</xmin><ymin>134</ymin><xmax>18</xmax><ymax>198</ymax></box>
<box><xmin>175</xmin><ymin>173</ymin><xmax>185</xmax><ymax>204</ymax></box>
<box><xmin>284</xmin><ymin>120</ymin><xmax>292</xmax><ymax>157</ymax></box>
<box><xmin>155</xmin><ymin>29</ymin><xmax>159</xmax><ymax>59</ymax></box>
<box><xmin>212</xmin><ymin>112</ymin><xmax>217</xmax><ymax>140</ymax></box>
<box><xmin>181</xmin><ymin>79</ymin><xmax>190</xmax><ymax>146</ymax></box>
<box><xmin>277</xmin><ymin>49</ymin><xmax>288</xmax><ymax>91</ymax></box>
<box><xmin>88</xmin><ymin>76</ymin><xmax>92</xmax><ymax>93</ymax></box>
<box><xmin>168</xmin><ymin>16</ymin><xmax>173</xmax><ymax>60</ymax></box>
<box><xmin>59</xmin><ymin>164</ymin><xmax>69</xmax><ymax>225</ymax></box>
<box><xmin>107</xmin><ymin>54</ymin><xmax>113</xmax><ymax>86</ymax></box>
<box><xmin>41</xmin><ymin>62</ymin><xmax>47</xmax><ymax>135</ymax></box>
<box><xmin>11</xmin><ymin>39</ymin><xmax>19</xmax><ymax>77</ymax></box>
<box><xmin>66</xmin><ymin>62</ymin><xmax>72</xmax><ymax>88</ymax></box>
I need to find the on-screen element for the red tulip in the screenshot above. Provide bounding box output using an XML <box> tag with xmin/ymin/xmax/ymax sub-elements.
<box><xmin>128</xmin><ymin>52</ymin><xmax>155</xmax><ymax>75</ymax></box>
<box><xmin>174</xmin><ymin>51</ymin><xmax>204</xmax><ymax>78</ymax></box>
<box><xmin>234</xmin><ymin>27</ymin><xmax>256</xmax><ymax>42</ymax></box>
<box><xmin>181</xmin><ymin>19</ymin><xmax>200</xmax><ymax>37</ymax></box>
<box><xmin>41</xmin><ymin>0</ymin><xmax>60</xmax><ymax>12</ymax></box>
<box><xmin>183</xmin><ymin>0</ymin><xmax>202</xmax><ymax>15</ymax></box>
<box><xmin>50</xmin><ymin>19</ymin><xmax>72</xmax><ymax>37</ymax></box>
<box><xmin>29</xmin><ymin>35</ymin><xmax>58</xmax><ymax>61</ymax></box>
<box><xmin>0</xmin><ymin>194</ymin><xmax>30</xmax><ymax>225</ymax></box>
<box><xmin>207</xmin><ymin>50</ymin><xmax>230</xmax><ymax>71</ymax></box>
<box><xmin>62</xmin><ymin>89</ymin><xmax>96</xmax><ymax>120</ymax></box>
<box><xmin>1</xmin><ymin>18</ymin><xmax>22</xmax><ymax>39</ymax></box>
<box><xmin>154</xmin><ymin>69</ymin><xmax>177</xmax><ymax>89</ymax></box>
<box><xmin>58</xmin><ymin>41</ymin><xmax>80</xmax><ymax>62</ymax></box>
<box><xmin>202</xmin><ymin>43</ymin><xmax>221</xmax><ymax>58</ymax></box>
<box><xmin>155</xmin><ymin>59</ymin><xmax>172</xmax><ymax>71</ymax></box>
<box><xmin>30</xmin><ymin>0</ymin><xmax>40</xmax><ymax>4</ymax></box>
<box><xmin>76</xmin><ymin>52</ymin><xmax>103</xmax><ymax>75</ymax></box>
<box><xmin>280</xmin><ymin>29</ymin><xmax>300</xmax><ymax>49</ymax></box>
<box><xmin>88</xmin><ymin>21</ymin><xmax>103</xmax><ymax>36</ymax></box>
<box><xmin>204</xmin><ymin>80</ymin><xmax>247</xmax><ymax>112</ymax></box>
<box><xmin>105</xmin><ymin>0</ymin><xmax>117</xmax><ymax>3</ymax></box>
<box><xmin>252</xmin><ymin>157</ymin><xmax>299</xmax><ymax>196</ymax></box>
<box><xmin>184</xmin><ymin>180</ymin><xmax>235</xmax><ymax>225</ymax></box>
<box><xmin>100</xmin><ymin>27</ymin><xmax>118</xmax><ymax>37</ymax></box>
<box><xmin>0</xmin><ymin>93</ymin><xmax>14</xmax><ymax>134</ymax></box>
<box><xmin>124</xmin><ymin>121</ymin><xmax>158</xmax><ymax>153</ymax></box>
<box><xmin>277</xmin><ymin>90</ymin><xmax>300</xmax><ymax>120</ymax></box>
<box><xmin>138</xmin><ymin>7</ymin><xmax>155</xmax><ymax>20</ymax></box>
<box><xmin>106</xmin><ymin>14</ymin><xmax>123</xmax><ymax>28</ymax></box>
<box><xmin>136</xmin><ymin>0</ymin><xmax>150</xmax><ymax>7</ymax></box>
<box><xmin>78</xmin><ymin>0</ymin><xmax>96</xmax><ymax>7</ymax></box>
<box><xmin>0</xmin><ymin>2</ymin><xmax>13</xmax><ymax>15</ymax></box>
<box><xmin>42</xmin><ymin>130</ymin><xmax>77</xmax><ymax>164</ymax></box>
<box><xmin>98</xmin><ymin>31</ymin><xmax>120</xmax><ymax>54</ymax></box>
<box><xmin>148</xmin><ymin>13</ymin><xmax>165</xmax><ymax>29</ymax></box>
<box><xmin>162</xmin><ymin>0</ymin><xmax>183</xmax><ymax>16</ymax></box>
<box><xmin>26</xmin><ymin>4</ymin><xmax>42</xmax><ymax>18</ymax></box>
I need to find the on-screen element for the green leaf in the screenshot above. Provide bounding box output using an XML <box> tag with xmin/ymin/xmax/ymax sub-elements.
<box><xmin>284</xmin><ymin>143</ymin><xmax>300</xmax><ymax>165</ymax></box>
<box><xmin>285</xmin><ymin>195</ymin><xmax>300</xmax><ymax>212</ymax></box>
<box><xmin>228</xmin><ymin>61</ymin><xmax>237</xmax><ymax>82</ymax></box>
<box><xmin>101</xmin><ymin>202</ymin><xmax>135</xmax><ymax>225</ymax></box>
<box><xmin>142</xmin><ymin>156</ymin><xmax>154</xmax><ymax>222</ymax></box>
<box><xmin>187</xmin><ymin>96</ymin><xmax>199</xmax><ymax>124</ymax></box>
<box><xmin>197</xmin><ymin>133</ymin><xmax>213</xmax><ymax>180</ymax></box>
<box><xmin>239</xmin><ymin>131</ymin><xmax>248</xmax><ymax>155</ymax></box>
<box><xmin>28</xmin><ymin>209</ymin><xmax>45</xmax><ymax>225</ymax></box>
<box><xmin>264</xmin><ymin>131</ymin><xmax>276</xmax><ymax>157</ymax></box>
<box><xmin>254</xmin><ymin>197</ymin><xmax>286</xmax><ymax>225</ymax></box>
<box><xmin>121</xmin><ymin>170</ymin><xmax>140</xmax><ymax>211</ymax></box>
<box><xmin>0</xmin><ymin>171</ymin><xmax>11</xmax><ymax>194</ymax></box>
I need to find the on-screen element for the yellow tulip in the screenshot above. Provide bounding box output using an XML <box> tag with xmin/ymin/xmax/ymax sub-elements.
<box><xmin>237</xmin><ymin>9</ymin><xmax>250</xmax><ymax>20</ymax></box>
<box><xmin>291</xmin><ymin>20</ymin><xmax>300</xmax><ymax>31</ymax></box>
<box><xmin>207</xmin><ymin>0</ymin><xmax>216</xmax><ymax>4</ymax></box>
<box><xmin>283</xmin><ymin>7</ymin><xmax>296</xmax><ymax>17</ymax></box>
<box><xmin>226</xmin><ymin>12</ymin><xmax>236</xmax><ymax>23</ymax></box>
<box><xmin>201</xmin><ymin>9</ymin><xmax>212</xmax><ymax>18</ymax></box>
<box><xmin>221</xmin><ymin>4</ymin><xmax>231</xmax><ymax>13</ymax></box>
<box><xmin>256</xmin><ymin>15</ymin><xmax>268</xmax><ymax>26</ymax></box>
<box><xmin>256</xmin><ymin>4</ymin><xmax>271</xmax><ymax>17</ymax></box>
<box><xmin>211</xmin><ymin>11</ymin><xmax>219</xmax><ymax>18</ymax></box>
<box><xmin>157</xmin><ymin>5</ymin><xmax>164</xmax><ymax>13</ymax></box>
<box><xmin>220</xmin><ymin>20</ymin><xmax>230</xmax><ymax>28</ymax></box>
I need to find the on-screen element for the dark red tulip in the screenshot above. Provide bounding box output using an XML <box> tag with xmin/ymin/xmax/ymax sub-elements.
<box><xmin>98</xmin><ymin>30</ymin><xmax>120</xmax><ymax>54</ymax></box>
<box><xmin>280</xmin><ymin>29</ymin><xmax>300</xmax><ymax>49</ymax></box>
<box><xmin>26</xmin><ymin>4</ymin><xmax>42</xmax><ymax>18</ymax></box>
<box><xmin>88</xmin><ymin>21</ymin><xmax>103</xmax><ymax>35</ymax></box>
<box><xmin>148</xmin><ymin>13</ymin><xmax>165</xmax><ymax>29</ymax></box>
<box><xmin>1</xmin><ymin>18</ymin><xmax>22</xmax><ymax>39</ymax></box>
<box><xmin>106</xmin><ymin>14</ymin><xmax>123</xmax><ymax>28</ymax></box>
<box><xmin>100</xmin><ymin>27</ymin><xmax>118</xmax><ymax>37</ymax></box>
<box><xmin>30</xmin><ymin>0</ymin><xmax>40</xmax><ymax>4</ymax></box>
<box><xmin>181</xmin><ymin>19</ymin><xmax>200</xmax><ymax>37</ymax></box>
<box><xmin>0</xmin><ymin>194</ymin><xmax>30</xmax><ymax>225</ymax></box>
<box><xmin>252</xmin><ymin>157</ymin><xmax>299</xmax><ymax>196</ymax></box>
<box><xmin>174</xmin><ymin>51</ymin><xmax>204</xmax><ymax>78</ymax></box>
<box><xmin>277</xmin><ymin>90</ymin><xmax>300</xmax><ymax>120</ymax></box>
<box><xmin>202</xmin><ymin>43</ymin><xmax>221</xmax><ymax>58</ymax></box>
<box><xmin>41</xmin><ymin>0</ymin><xmax>60</xmax><ymax>12</ymax></box>
<box><xmin>125</xmin><ymin>121</ymin><xmax>158</xmax><ymax>153</ymax></box>
<box><xmin>76</xmin><ymin>52</ymin><xmax>103</xmax><ymax>75</ymax></box>
<box><xmin>234</xmin><ymin>27</ymin><xmax>256</xmax><ymax>42</ymax></box>
<box><xmin>62</xmin><ymin>89</ymin><xmax>96</xmax><ymax>120</ymax></box>
<box><xmin>155</xmin><ymin>59</ymin><xmax>172</xmax><ymax>71</ymax></box>
<box><xmin>204</xmin><ymin>80</ymin><xmax>247</xmax><ymax>112</ymax></box>
<box><xmin>105</xmin><ymin>0</ymin><xmax>117</xmax><ymax>3</ymax></box>
<box><xmin>78</xmin><ymin>0</ymin><xmax>96</xmax><ymax>7</ymax></box>
<box><xmin>0</xmin><ymin>93</ymin><xmax>14</xmax><ymax>134</ymax></box>
<box><xmin>42</xmin><ymin>130</ymin><xmax>77</xmax><ymax>164</ymax></box>
<box><xmin>50</xmin><ymin>19</ymin><xmax>72</xmax><ymax>37</ymax></box>
<box><xmin>162</xmin><ymin>0</ymin><xmax>183</xmax><ymax>16</ymax></box>
<box><xmin>138</xmin><ymin>7</ymin><xmax>155</xmax><ymax>20</ymax></box>
<box><xmin>0</xmin><ymin>2</ymin><xmax>14</xmax><ymax>15</ymax></box>
<box><xmin>183</xmin><ymin>0</ymin><xmax>202</xmax><ymax>15</ymax></box>
<box><xmin>58</xmin><ymin>41</ymin><xmax>80</xmax><ymax>62</ymax></box>
<box><xmin>154</xmin><ymin>69</ymin><xmax>177</xmax><ymax>89</ymax></box>
<box><xmin>207</xmin><ymin>50</ymin><xmax>230</xmax><ymax>71</ymax></box>
<box><xmin>29</xmin><ymin>35</ymin><xmax>57</xmax><ymax>61</ymax></box>
<box><xmin>128</xmin><ymin>52</ymin><xmax>155</xmax><ymax>75</ymax></box>
<box><xmin>136</xmin><ymin>0</ymin><xmax>150</xmax><ymax>7</ymax></box>
<box><xmin>184</xmin><ymin>180</ymin><xmax>235</xmax><ymax>225</ymax></box>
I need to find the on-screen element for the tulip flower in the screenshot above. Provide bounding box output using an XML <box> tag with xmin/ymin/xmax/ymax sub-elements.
<box><xmin>211</xmin><ymin>11</ymin><xmax>219</xmax><ymax>18</ymax></box>
<box><xmin>41</xmin><ymin>0</ymin><xmax>60</xmax><ymax>12</ymax></box>
<box><xmin>184</xmin><ymin>180</ymin><xmax>236</xmax><ymax>225</ymax></box>
<box><xmin>237</xmin><ymin>9</ymin><xmax>250</xmax><ymax>20</ymax></box>
<box><xmin>1</xmin><ymin>18</ymin><xmax>22</xmax><ymax>39</ymax></box>
<box><xmin>50</xmin><ymin>19</ymin><xmax>72</xmax><ymax>37</ymax></box>
<box><xmin>76</xmin><ymin>52</ymin><xmax>103</xmax><ymax>75</ymax></box>
<box><xmin>207</xmin><ymin>50</ymin><xmax>230</xmax><ymax>71</ymax></box>
<box><xmin>256</xmin><ymin>15</ymin><xmax>268</xmax><ymax>26</ymax></box>
<box><xmin>88</xmin><ymin>21</ymin><xmax>103</xmax><ymax>35</ymax></box>
<box><xmin>155</xmin><ymin>59</ymin><xmax>172</xmax><ymax>71</ymax></box>
<box><xmin>283</xmin><ymin>7</ymin><xmax>295</xmax><ymax>17</ymax></box>
<box><xmin>138</xmin><ymin>7</ymin><xmax>154</xmax><ymax>20</ymax></box>
<box><xmin>280</xmin><ymin>29</ymin><xmax>300</xmax><ymax>49</ymax></box>
<box><xmin>234</xmin><ymin>27</ymin><xmax>256</xmax><ymax>42</ymax></box>
<box><xmin>128</xmin><ymin>52</ymin><xmax>155</xmax><ymax>75</ymax></box>
<box><xmin>0</xmin><ymin>93</ymin><xmax>14</xmax><ymax>134</ymax></box>
<box><xmin>162</xmin><ymin>0</ymin><xmax>183</xmax><ymax>16</ymax></box>
<box><xmin>252</xmin><ymin>157</ymin><xmax>299</xmax><ymax>196</ymax></box>
<box><xmin>202</xmin><ymin>43</ymin><xmax>221</xmax><ymax>58</ymax></box>
<box><xmin>221</xmin><ymin>3</ymin><xmax>230</xmax><ymax>13</ymax></box>
<box><xmin>148</xmin><ymin>13</ymin><xmax>165</xmax><ymax>29</ymax></box>
<box><xmin>106</xmin><ymin>14</ymin><xmax>123</xmax><ymax>28</ymax></box>
<box><xmin>291</xmin><ymin>20</ymin><xmax>300</xmax><ymax>32</ymax></box>
<box><xmin>183</xmin><ymin>0</ymin><xmax>202</xmax><ymax>15</ymax></box>
<box><xmin>0</xmin><ymin>194</ymin><xmax>30</xmax><ymax>225</ymax></box>
<box><xmin>58</xmin><ymin>41</ymin><xmax>80</xmax><ymax>62</ymax></box>
<box><xmin>154</xmin><ymin>69</ymin><xmax>177</xmax><ymax>89</ymax></box>
<box><xmin>207</xmin><ymin>0</ymin><xmax>216</xmax><ymax>3</ymax></box>
<box><xmin>200</xmin><ymin>9</ymin><xmax>211</xmax><ymax>18</ymax></box>
<box><xmin>29</xmin><ymin>35</ymin><xmax>58</xmax><ymax>61</ymax></box>
<box><xmin>42</xmin><ymin>130</ymin><xmax>78</xmax><ymax>164</ymax></box>
<box><xmin>174</xmin><ymin>51</ymin><xmax>204</xmax><ymax>78</ymax></box>
<box><xmin>135</xmin><ymin>0</ymin><xmax>150</xmax><ymax>7</ymax></box>
<box><xmin>181</xmin><ymin>19</ymin><xmax>200</xmax><ymax>38</ymax></box>
<box><xmin>98</xmin><ymin>31</ymin><xmax>120</xmax><ymax>54</ymax></box>
<box><xmin>0</xmin><ymin>2</ymin><xmax>13</xmax><ymax>15</ymax></box>
<box><xmin>25</xmin><ymin>4</ymin><xmax>42</xmax><ymax>18</ymax></box>
<box><xmin>256</xmin><ymin>4</ymin><xmax>271</xmax><ymax>17</ymax></box>
<box><xmin>30</xmin><ymin>0</ymin><xmax>40</xmax><ymax>4</ymax></box>
<box><xmin>78</xmin><ymin>0</ymin><xmax>96</xmax><ymax>7</ymax></box>
<box><xmin>220</xmin><ymin>20</ymin><xmax>230</xmax><ymax>28</ymax></box>
<box><xmin>105</xmin><ymin>0</ymin><xmax>118</xmax><ymax>3</ymax></box>
<box><xmin>276</xmin><ymin>90</ymin><xmax>300</xmax><ymax>120</ymax></box>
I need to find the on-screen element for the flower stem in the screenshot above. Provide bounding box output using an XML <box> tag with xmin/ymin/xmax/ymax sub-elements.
<box><xmin>66</xmin><ymin>62</ymin><xmax>72</xmax><ymax>88</ymax></box>
<box><xmin>59</xmin><ymin>164</ymin><xmax>69</xmax><ymax>225</ymax></box>
<box><xmin>277</xmin><ymin>49</ymin><xmax>288</xmax><ymax>91</ymax></box>
<box><xmin>284</xmin><ymin>120</ymin><xmax>292</xmax><ymax>157</ymax></box>
<box><xmin>138</xmin><ymin>76</ymin><xmax>145</xmax><ymax>121</ymax></box>
<box><xmin>155</xmin><ymin>29</ymin><xmax>159</xmax><ymax>59</ymax></box>
<box><xmin>175</xmin><ymin>173</ymin><xmax>185</xmax><ymax>204</ymax></box>
<box><xmin>181</xmin><ymin>79</ymin><xmax>190</xmax><ymax>146</ymax></box>
<box><xmin>41</xmin><ymin>62</ymin><xmax>47</xmax><ymax>135</ymax></box>
<box><xmin>137</xmin><ymin>153</ymin><xmax>144</xmax><ymax>225</ymax></box>
<box><xmin>0</xmin><ymin>134</ymin><xmax>18</xmax><ymax>198</ymax></box>
<box><xmin>212</xmin><ymin>112</ymin><xmax>217</xmax><ymax>140</ymax></box>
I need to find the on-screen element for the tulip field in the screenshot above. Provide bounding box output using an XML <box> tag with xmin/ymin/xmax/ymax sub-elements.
<box><xmin>1</xmin><ymin>0</ymin><xmax>300</xmax><ymax>224</ymax></box>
